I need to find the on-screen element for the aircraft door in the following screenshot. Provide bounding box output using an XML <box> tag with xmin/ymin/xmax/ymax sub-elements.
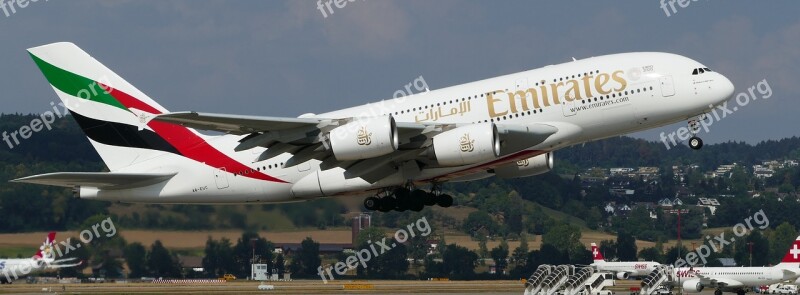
<box><xmin>561</xmin><ymin>93</ymin><xmax>576</xmax><ymax>117</ymax></box>
<box><xmin>660</xmin><ymin>76</ymin><xmax>675</xmax><ymax>97</ymax></box>
<box><xmin>214</xmin><ymin>168</ymin><xmax>229</xmax><ymax>189</ymax></box>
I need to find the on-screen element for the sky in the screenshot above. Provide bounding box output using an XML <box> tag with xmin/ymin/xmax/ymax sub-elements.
<box><xmin>0</xmin><ymin>1</ymin><xmax>798</xmax><ymax>145</ymax></box>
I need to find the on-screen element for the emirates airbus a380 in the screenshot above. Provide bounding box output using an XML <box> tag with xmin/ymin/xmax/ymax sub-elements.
<box><xmin>14</xmin><ymin>42</ymin><xmax>734</xmax><ymax>212</ymax></box>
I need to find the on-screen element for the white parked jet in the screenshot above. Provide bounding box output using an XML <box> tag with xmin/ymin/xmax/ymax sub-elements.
<box><xmin>673</xmin><ymin>235</ymin><xmax>800</xmax><ymax>295</ymax></box>
<box><xmin>590</xmin><ymin>242</ymin><xmax>660</xmax><ymax>279</ymax></box>
<box><xmin>14</xmin><ymin>42</ymin><xmax>734</xmax><ymax>211</ymax></box>
<box><xmin>0</xmin><ymin>232</ymin><xmax>81</xmax><ymax>284</ymax></box>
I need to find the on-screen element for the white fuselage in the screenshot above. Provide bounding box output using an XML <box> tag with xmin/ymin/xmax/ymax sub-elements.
<box><xmin>593</xmin><ymin>260</ymin><xmax>660</xmax><ymax>277</ymax></box>
<box><xmin>0</xmin><ymin>258</ymin><xmax>47</xmax><ymax>282</ymax></box>
<box><xmin>675</xmin><ymin>266</ymin><xmax>796</xmax><ymax>292</ymax></box>
<box><xmin>83</xmin><ymin>52</ymin><xmax>734</xmax><ymax>203</ymax></box>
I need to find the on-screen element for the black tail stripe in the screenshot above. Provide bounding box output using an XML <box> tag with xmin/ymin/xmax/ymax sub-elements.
<box><xmin>70</xmin><ymin>111</ymin><xmax>181</xmax><ymax>155</ymax></box>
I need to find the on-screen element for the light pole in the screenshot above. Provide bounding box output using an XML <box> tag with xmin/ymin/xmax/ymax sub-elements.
<box><xmin>747</xmin><ymin>242</ymin><xmax>754</xmax><ymax>267</ymax></box>
<box><xmin>251</xmin><ymin>238</ymin><xmax>258</xmax><ymax>280</ymax></box>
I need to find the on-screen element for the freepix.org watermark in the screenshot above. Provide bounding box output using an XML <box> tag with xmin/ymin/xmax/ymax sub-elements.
<box><xmin>0</xmin><ymin>217</ymin><xmax>117</xmax><ymax>281</ymax></box>
<box><xmin>0</xmin><ymin>0</ymin><xmax>48</xmax><ymax>18</ymax></box>
<box><xmin>317</xmin><ymin>216</ymin><xmax>432</xmax><ymax>283</ymax></box>
<box><xmin>329</xmin><ymin>75</ymin><xmax>429</xmax><ymax>142</ymax></box>
<box><xmin>2</xmin><ymin>75</ymin><xmax>114</xmax><ymax>150</ymax></box>
<box><xmin>316</xmin><ymin>0</ymin><xmax>364</xmax><ymax>19</ymax></box>
<box><xmin>2</xmin><ymin>102</ymin><xmax>69</xmax><ymax>149</ymax></box>
<box><xmin>659</xmin><ymin>0</ymin><xmax>704</xmax><ymax>17</ymax></box>
<box><xmin>659</xmin><ymin>79</ymin><xmax>772</xmax><ymax>150</ymax></box>
<box><xmin>675</xmin><ymin>209</ymin><xmax>768</xmax><ymax>267</ymax></box>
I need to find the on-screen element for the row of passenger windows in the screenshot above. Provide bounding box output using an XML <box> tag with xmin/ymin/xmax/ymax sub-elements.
<box><xmin>235</xmin><ymin>162</ymin><xmax>285</xmax><ymax>176</ymax></box>
<box><xmin>580</xmin><ymin>86</ymin><xmax>654</xmax><ymax>104</ymax></box>
<box><xmin>393</xmin><ymin>69</ymin><xmax>602</xmax><ymax>117</ymax></box>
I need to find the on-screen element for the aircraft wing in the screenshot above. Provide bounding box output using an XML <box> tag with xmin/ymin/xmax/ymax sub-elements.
<box><xmin>153</xmin><ymin>111</ymin><xmax>329</xmax><ymax>134</ymax></box>
<box><xmin>155</xmin><ymin>111</ymin><xmax>559</xmax><ymax>182</ymax></box>
<box><xmin>694</xmin><ymin>273</ymin><xmax>743</xmax><ymax>288</ymax></box>
<box><xmin>12</xmin><ymin>172</ymin><xmax>177</xmax><ymax>189</ymax></box>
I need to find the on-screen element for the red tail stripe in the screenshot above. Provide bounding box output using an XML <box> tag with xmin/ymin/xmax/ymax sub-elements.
<box><xmin>100</xmin><ymin>83</ymin><xmax>287</xmax><ymax>183</ymax></box>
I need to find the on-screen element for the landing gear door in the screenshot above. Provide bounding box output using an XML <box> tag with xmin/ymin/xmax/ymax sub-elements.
<box><xmin>214</xmin><ymin>168</ymin><xmax>229</xmax><ymax>189</ymax></box>
<box><xmin>660</xmin><ymin>76</ymin><xmax>675</xmax><ymax>97</ymax></box>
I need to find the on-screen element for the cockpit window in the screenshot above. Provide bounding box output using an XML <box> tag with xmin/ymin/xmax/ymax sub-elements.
<box><xmin>692</xmin><ymin>67</ymin><xmax>712</xmax><ymax>75</ymax></box>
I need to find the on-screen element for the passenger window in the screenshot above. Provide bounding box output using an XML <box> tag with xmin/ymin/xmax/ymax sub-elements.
<box><xmin>692</xmin><ymin>69</ymin><xmax>698</xmax><ymax>75</ymax></box>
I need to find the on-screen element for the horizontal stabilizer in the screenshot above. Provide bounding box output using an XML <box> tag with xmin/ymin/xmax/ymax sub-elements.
<box><xmin>12</xmin><ymin>172</ymin><xmax>177</xmax><ymax>189</ymax></box>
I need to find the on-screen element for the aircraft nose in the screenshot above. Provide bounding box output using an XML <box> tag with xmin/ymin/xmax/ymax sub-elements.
<box><xmin>716</xmin><ymin>74</ymin><xmax>735</xmax><ymax>104</ymax></box>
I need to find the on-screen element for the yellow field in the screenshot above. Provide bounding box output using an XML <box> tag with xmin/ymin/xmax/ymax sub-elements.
<box><xmin>0</xmin><ymin>228</ymin><xmax>703</xmax><ymax>256</ymax></box>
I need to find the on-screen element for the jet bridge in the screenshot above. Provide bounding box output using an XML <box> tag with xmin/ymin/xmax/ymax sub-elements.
<box><xmin>560</xmin><ymin>267</ymin><xmax>595</xmax><ymax>295</ymax></box>
<box><xmin>639</xmin><ymin>265</ymin><xmax>675</xmax><ymax>295</ymax></box>
<box><xmin>524</xmin><ymin>265</ymin><xmax>553</xmax><ymax>295</ymax></box>
<box><xmin>537</xmin><ymin>264</ymin><xmax>574</xmax><ymax>295</ymax></box>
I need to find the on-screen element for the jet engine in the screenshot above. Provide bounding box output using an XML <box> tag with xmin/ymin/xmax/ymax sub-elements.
<box><xmin>681</xmin><ymin>279</ymin><xmax>704</xmax><ymax>293</ymax></box>
<box><xmin>615</xmin><ymin>272</ymin><xmax>629</xmax><ymax>280</ymax></box>
<box><xmin>328</xmin><ymin>115</ymin><xmax>398</xmax><ymax>161</ymax></box>
<box><xmin>429</xmin><ymin>123</ymin><xmax>500</xmax><ymax>167</ymax></box>
<box><xmin>493</xmin><ymin>152</ymin><xmax>553</xmax><ymax>178</ymax></box>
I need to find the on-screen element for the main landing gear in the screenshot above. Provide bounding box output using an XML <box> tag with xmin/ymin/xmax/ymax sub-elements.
<box><xmin>687</xmin><ymin>117</ymin><xmax>704</xmax><ymax>150</ymax></box>
<box><xmin>364</xmin><ymin>186</ymin><xmax>453</xmax><ymax>212</ymax></box>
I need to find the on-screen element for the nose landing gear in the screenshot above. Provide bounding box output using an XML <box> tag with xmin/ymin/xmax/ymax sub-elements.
<box><xmin>687</xmin><ymin>117</ymin><xmax>704</xmax><ymax>150</ymax></box>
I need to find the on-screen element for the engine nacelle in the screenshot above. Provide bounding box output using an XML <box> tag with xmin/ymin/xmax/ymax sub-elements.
<box><xmin>615</xmin><ymin>272</ymin><xmax>629</xmax><ymax>280</ymax></box>
<box><xmin>429</xmin><ymin>123</ymin><xmax>500</xmax><ymax>167</ymax></box>
<box><xmin>681</xmin><ymin>279</ymin><xmax>704</xmax><ymax>293</ymax></box>
<box><xmin>493</xmin><ymin>152</ymin><xmax>553</xmax><ymax>179</ymax></box>
<box><xmin>328</xmin><ymin>116</ymin><xmax>398</xmax><ymax>161</ymax></box>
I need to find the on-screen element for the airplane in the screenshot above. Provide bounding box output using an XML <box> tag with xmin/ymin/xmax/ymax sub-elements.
<box><xmin>0</xmin><ymin>232</ymin><xmax>81</xmax><ymax>284</ymax></box>
<box><xmin>590</xmin><ymin>242</ymin><xmax>660</xmax><ymax>279</ymax></box>
<box><xmin>672</xmin><ymin>235</ymin><xmax>800</xmax><ymax>295</ymax></box>
<box><xmin>13</xmin><ymin>42</ymin><xmax>734</xmax><ymax>211</ymax></box>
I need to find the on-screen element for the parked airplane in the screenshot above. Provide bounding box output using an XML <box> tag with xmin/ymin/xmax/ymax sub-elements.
<box><xmin>14</xmin><ymin>42</ymin><xmax>734</xmax><ymax>211</ymax></box>
<box><xmin>672</xmin><ymin>235</ymin><xmax>800</xmax><ymax>295</ymax></box>
<box><xmin>590</xmin><ymin>242</ymin><xmax>660</xmax><ymax>279</ymax></box>
<box><xmin>0</xmin><ymin>232</ymin><xmax>81</xmax><ymax>284</ymax></box>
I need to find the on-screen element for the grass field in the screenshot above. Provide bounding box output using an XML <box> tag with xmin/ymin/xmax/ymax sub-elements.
<box><xmin>0</xmin><ymin>228</ymin><xmax>704</xmax><ymax>258</ymax></box>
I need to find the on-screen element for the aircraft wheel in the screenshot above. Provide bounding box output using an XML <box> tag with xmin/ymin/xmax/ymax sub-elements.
<box><xmin>437</xmin><ymin>194</ymin><xmax>454</xmax><ymax>208</ymax></box>
<box><xmin>423</xmin><ymin>192</ymin><xmax>437</xmax><ymax>206</ymax></box>
<box><xmin>364</xmin><ymin>197</ymin><xmax>379</xmax><ymax>211</ymax></box>
<box><xmin>714</xmin><ymin>290</ymin><xmax>722</xmax><ymax>295</ymax></box>
<box><xmin>378</xmin><ymin>197</ymin><xmax>395</xmax><ymax>212</ymax></box>
<box><xmin>395</xmin><ymin>193</ymin><xmax>409</xmax><ymax>212</ymax></box>
<box><xmin>689</xmin><ymin>136</ymin><xmax>703</xmax><ymax>150</ymax></box>
<box><xmin>409</xmin><ymin>190</ymin><xmax>426</xmax><ymax>211</ymax></box>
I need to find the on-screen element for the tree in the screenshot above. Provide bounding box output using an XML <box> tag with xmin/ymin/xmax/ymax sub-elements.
<box><xmin>288</xmin><ymin>237</ymin><xmax>321</xmax><ymax>278</ymax></box>
<box><xmin>232</xmin><ymin>232</ymin><xmax>274</xmax><ymax>279</ymax></box>
<box><xmin>770</xmin><ymin>222</ymin><xmax>798</xmax><ymax>263</ymax></box>
<box><xmin>275</xmin><ymin>254</ymin><xmax>285</xmax><ymax>276</ymax></box>
<box><xmin>147</xmin><ymin>240</ymin><xmax>180</xmax><ymax>278</ymax></box>
<box><xmin>599</xmin><ymin>240</ymin><xmax>617</xmax><ymax>261</ymax></box>
<box><xmin>124</xmin><ymin>242</ymin><xmax>147</xmax><ymax>278</ymax></box>
<box><xmin>441</xmin><ymin>244</ymin><xmax>478</xmax><ymax>279</ymax></box>
<box><xmin>202</xmin><ymin>237</ymin><xmax>235</xmax><ymax>277</ymax></box>
<box><xmin>490</xmin><ymin>240</ymin><xmax>509</xmax><ymax>275</ymax></box>
<box><xmin>542</xmin><ymin>224</ymin><xmax>583</xmax><ymax>259</ymax></box>
<box><xmin>616</xmin><ymin>231</ymin><xmax>638</xmax><ymax>261</ymax></box>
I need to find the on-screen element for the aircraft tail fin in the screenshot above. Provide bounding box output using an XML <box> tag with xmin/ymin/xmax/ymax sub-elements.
<box><xmin>26</xmin><ymin>42</ymin><xmax>206</xmax><ymax>171</ymax></box>
<box><xmin>32</xmin><ymin>232</ymin><xmax>56</xmax><ymax>260</ymax></box>
<box><xmin>776</xmin><ymin>235</ymin><xmax>800</xmax><ymax>269</ymax></box>
<box><xmin>591</xmin><ymin>242</ymin><xmax>605</xmax><ymax>262</ymax></box>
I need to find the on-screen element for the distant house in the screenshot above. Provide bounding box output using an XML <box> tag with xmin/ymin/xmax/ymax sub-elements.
<box><xmin>178</xmin><ymin>255</ymin><xmax>204</xmax><ymax>273</ymax></box>
<box><xmin>697</xmin><ymin>197</ymin><xmax>720</xmax><ymax>215</ymax></box>
<box><xmin>672</xmin><ymin>198</ymin><xmax>683</xmax><ymax>206</ymax></box>
<box><xmin>604</xmin><ymin>203</ymin><xmax>616</xmax><ymax>215</ymax></box>
<box><xmin>658</xmin><ymin>198</ymin><xmax>673</xmax><ymax>207</ymax></box>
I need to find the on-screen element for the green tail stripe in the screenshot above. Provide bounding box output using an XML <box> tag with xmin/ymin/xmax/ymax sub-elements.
<box><xmin>29</xmin><ymin>53</ymin><xmax>127</xmax><ymax>111</ymax></box>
